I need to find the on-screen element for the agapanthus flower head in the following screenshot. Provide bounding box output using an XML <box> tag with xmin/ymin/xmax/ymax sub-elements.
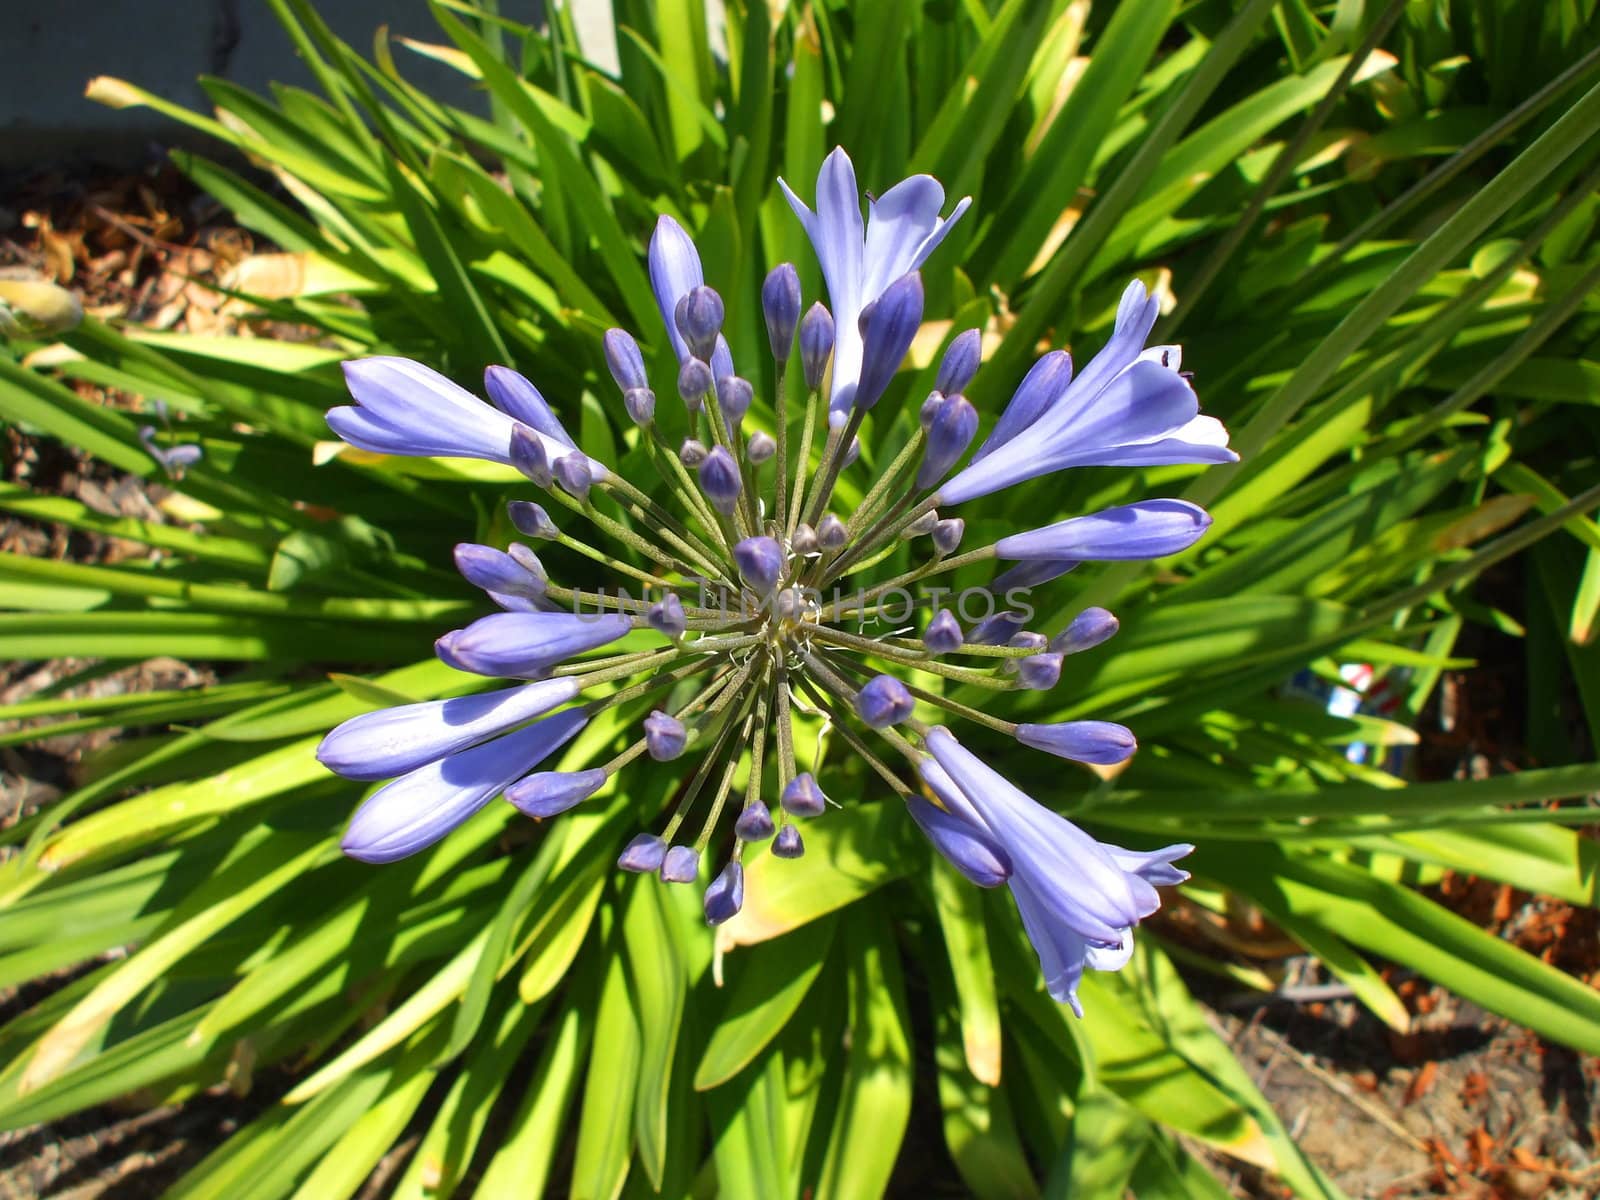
<box><xmin>318</xmin><ymin>147</ymin><xmax>1231</xmax><ymax>998</ymax></box>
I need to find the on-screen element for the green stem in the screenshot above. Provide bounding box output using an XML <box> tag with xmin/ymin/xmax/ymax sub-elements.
<box><xmin>820</xmin><ymin>545</ymin><xmax>997</xmax><ymax>621</ymax></box>
<box><xmin>793</xmin><ymin>676</ymin><xmax>911</xmax><ymax>796</ymax></box>
<box><xmin>801</xmin><ymin>406</ymin><xmax>865</xmax><ymax>530</ymax></box>
<box><xmin>786</xmin><ymin>386</ymin><xmax>822</xmax><ymax>541</ymax></box>
<box><xmin>806</xmin><ymin>626</ymin><xmax>1017</xmax><ymax>689</ymax></box>
<box><xmin>773</xmin><ymin>364</ymin><xmax>790</xmax><ymax>534</ymax></box>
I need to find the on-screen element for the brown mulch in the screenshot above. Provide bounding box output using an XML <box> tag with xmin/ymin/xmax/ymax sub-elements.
<box><xmin>3</xmin><ymin>159</ymin><xmax>258</xmax><ymax>337</ymax></box>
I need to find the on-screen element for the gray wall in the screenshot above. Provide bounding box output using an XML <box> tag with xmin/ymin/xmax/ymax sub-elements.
<box><xmin>0</xmin><ymin>1</ymin><xmax>582</xmax><ymax>167</ymax></box>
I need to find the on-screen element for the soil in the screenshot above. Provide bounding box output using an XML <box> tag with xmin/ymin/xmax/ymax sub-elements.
<box><xmin>2</xmin><ymin>161</ymin><xmax>1597</xmax><ymax>1200</ymax></box>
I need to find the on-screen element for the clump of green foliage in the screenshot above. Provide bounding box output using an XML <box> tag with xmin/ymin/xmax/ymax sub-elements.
<box><xmin>1</xmin><ymin>2</ymin><xmax>1597</xmax><ymax>1196</ymax></box>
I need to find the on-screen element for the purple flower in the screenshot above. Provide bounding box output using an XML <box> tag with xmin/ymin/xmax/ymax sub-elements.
<box><xmin>1016</xmin><ymin>720</ymin><xmax>1136</xmax><ymax>765</ymax></box>
<box><xmin>644</xmin><ymin>711</ymin><xmax>688</xmax><ymax>761</ymax></box>
<box><xmin>780</xmin><ymin>148</ymin><xmax>970</xmax><ymax>423</ymax></box>
<box><xmin>734</xmin><ymin>535</ymin><xmax>784</xmax><ymax>593</ymax></box>
<box><xmin>439</xmin><ymin>612</ymin><xmax>632</xmax><ymax>678</ymax></box>
<box><xmin>603</xmin><ymin>328</ymin><xmax>648</xmax><ymax>392</ymax></box>
<box><xmin>923</xmin><ymin>608</ymin><xmax>963</xmax><ymax>655</ymax></box>
<box><xmin>780</xmin><ymin>772</ymin><xmax>828</xmax><ymax>818</ymax></box>
<box><xmin>454</xmin><ymin>543</ymin><xmax>548</xmax><ymax>608</ymax></box>
<box><xmin>618</xmin><ymin>833</ymin><xmax>668</xmax><ymax>873</ymax></box>
<box><xmin>995</xmin><ymin>499</ymin><xmax>1212</xmax><ymax>563</ymax></box>
<box><xmin>660</xmin><ymin>844</ymin><xmax>701</xmax><ymax>883</ymax></box>
<box><xmin>504</xmin><ymin>767</ymin><xmax>607</xmax><ymax>817</ymax></box>
<box><xmin>940</xmin><ymin>281</ymin><xmax>1234</xmax><ymax>504</ymax></box>
<box><xmin>799</xmin><ymin>302</ymin><xmax>835</xmax><ymax>392</ymax></box>
<box><xmin>919</xmin><ymin>726</ymin><xmax>1190</xmax><ymax>1013</ymax></box>
<box><xmin>907</xmin><ymin>795</ymin><xmax>1011</xmax><ymax>887</ymax></box>
<box><xmin>139</xmin><ymin>425</ymin><xmax>203</xmax><ymax>477</ymax></box>
<box><xmin>734</xmin><ymin>803</ymin><xmax>775</xmax><ymax>841</ymax></box>
<box><xmin>341</xmin><ymin>707</ymin><xmax>588</xmax><ymax>864</ymax></box>
<box><xmin>969</xmin><ymin>350</ymin><xmax>1072</xmax><ymax>465</ymax></box>
<box><xmin>317</xmin><ymin>677</ymin><xmax>580</xmax><ymax>781</ymax></box>
<box><xmin>332</xmin><ymin>357</ymin><xmax>607</xmax><ymax>479</ymax></box>
<box><xmin>647</xmin><ymin>594</ymin><xmax>685</xmax><ymax>638</ymax></box>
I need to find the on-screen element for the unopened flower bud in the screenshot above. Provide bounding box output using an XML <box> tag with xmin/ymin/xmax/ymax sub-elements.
<box><xmin>856</xmin><ymin>298</ymin><xmax>877</xmax><ymax>337</ymax></box>
<box><xmin>645</xmin><ymin>711</ymin><xmax>687</xmax><ymax>761</ymax></box>
<box><xmin>799</xmin><ymin>303</ymin><xmax>834</xmax><ymax>392</ymax></box>
<box><xmin>553</xmin><ymin>453</ymin><xmax>593</xmax><ymax>501</ymax></box>
<box><xmin>775</xmin><ymin>586</ymin><xmax>809</xmax><ymax>621</ymax></box>
<box><xmin>919</xmin><ymin>390</ymin><xmax>945</xmax><ymax>428</ymax></box>
<box><xmin>1001</xmin><ymin>631</ymin><xmax>1048</xmax><ymax>674</ymax></box>
<box><xmin>734</xmin><ymin>535</ymin><xmax>784</xmax><ymax>593</ymax></box>
<box><xmin>508</xmin><ymin>501</ymin><xmax>559</xmax><ymax>540</ymax></box>
<box><xmin>704</xmin><ymin>861</ymin><xmax>744</xmax><ymax>924</ymax></box>
<box><xmin>509</xmin><ymin>423</ymin><xmax>552</xmax><ymax>487</ymax></box>
<box><xmin>924</xmin><ymin>609</ymin><xmax>963</xmax><ymax>655</ymax></box>
<box><xmin>855</xmin><ymin>674</ymin><xmax>915</xmax><ymax>728</ymax></box>
<box><xmin>624</xmin><ymin>386</ymin><xmax>656</xmax><ymax>426</ymax></box>
<box><xmin>675</xmin><ymin>285</ymin><xmax>725</xmax><ymax>360</ymax></box>
<box><xmin>780</xmin><ymin>772</ymin><xmax>828</xmax><ymax>818</ymax></box>
<box><xmin>818</xmin><ymin>514</ymin><xmax>847</xmax><ymax>549</ymax></box>
<box><xmin>908</xmin><ymin>795</ymin><xmax>1012</xmax><ymax>888</ymax></box>
<box><xmin>746</xmin><ymin>430</ymin><xmax>776</xmax><ymax>463</ymax></box>
<box><xmin>603</xmin><ymin>328</ymin><xmax>648</xmax><ymax>392</ymax></box>
<box><xmin>762</xmin><ymin>263</ymin><xmax>802</xmax><ymax>362</ymax></box>
<box><xmin>791</xmin><ymin>523</ymin><xmax>819</xmax><ymax>555</ymax></box>
<box><xmin>617</xmin><ymin>832</ymin><xmax>667</xmax><ymax>873</ymax></box>
<box><xmin>918</xmin><ymin>393</ymin><xmax>979</xmax><ymax>488</ymax></box>
<box><xmin>486</xmin><ymin>370</ymin><xmax>577</xmax><ymax>451</ymax></box>
<box><xmin>773</xmin><ymin>824</ymin><xmax>805</xmax><ymax>858</ymax></box>
<box><xmin>454</xmin><ymin>543</ymin><xmax>546</xmax><ymax>599</ymax></box>
<box><xmin>735</xmin><ymin>802</ymin><xmax>775</xmax><ymax>841</ymax></box>
<box><xmin>932</xmin><ymin>518</ymin><xmax>965</xmax><ymax>556</ymax></box>
<box><xmin>679</xmin><ymin>438</ymin><xmax>708</xmax><ymax>467</ymax></box>
<box><xmin>935</xmin><ymin>328</ymin><xmax>982</xmax><ymax>396</ymax></box>
<box><xmin>647</xmin><ymin>593</ymin><xmax>686</xmax><ymax>638</ymax></box>
<box><xmin>660</xmin><ymin>844</ymin><xmax>700</xmax><ymax>883</ymax></box>
<box><xmin>969</xmin><ymin>610</ymin><xmax>1025</xmax><ymax>645</ymax></box>
<box><xmin>505</xmin><ymin>543</ymin><xmax>546</xmax><ymax>579</ymax></box>
<box><xmin>678</xmin><ymin>357</ymin><xmax>713</xmax><ymax>412</ymax></box>
<box><xmin>1050</xmin><ymin>607</ymin><xmax>1120</xmax><ymax>656</ymax></box>
<box><xmin>505</xmin><ymin>768</ymin><xmax>606</xmax><ymax>817</ymax></box>
<box><xmin>699</xmin><ymin>446</ymin><xmax>743</xmax><ymax>515</ymax></box>
<box><xmin>718</xmin><ymin>375</ymin><xmax>753</xmax><ymax>426</ymax></box>
<box><xmin>902</xmin><ymin>508</ymin><xmax>939</xmax><ymax>539</ymax></box>
<box><xmin>1016</xmin><ymin>720</ymin><xmax>1137</xmax><ymax>764</ymax></box>
<box><xmin>855</xmin><ymin>272</ymin><xmax>923</xmax><ymax>411</ymax></box>
<box><xmin>1017</xmin><ymin>652</ymin><xmax>1063</xmax><ymax>691</ymax></box>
